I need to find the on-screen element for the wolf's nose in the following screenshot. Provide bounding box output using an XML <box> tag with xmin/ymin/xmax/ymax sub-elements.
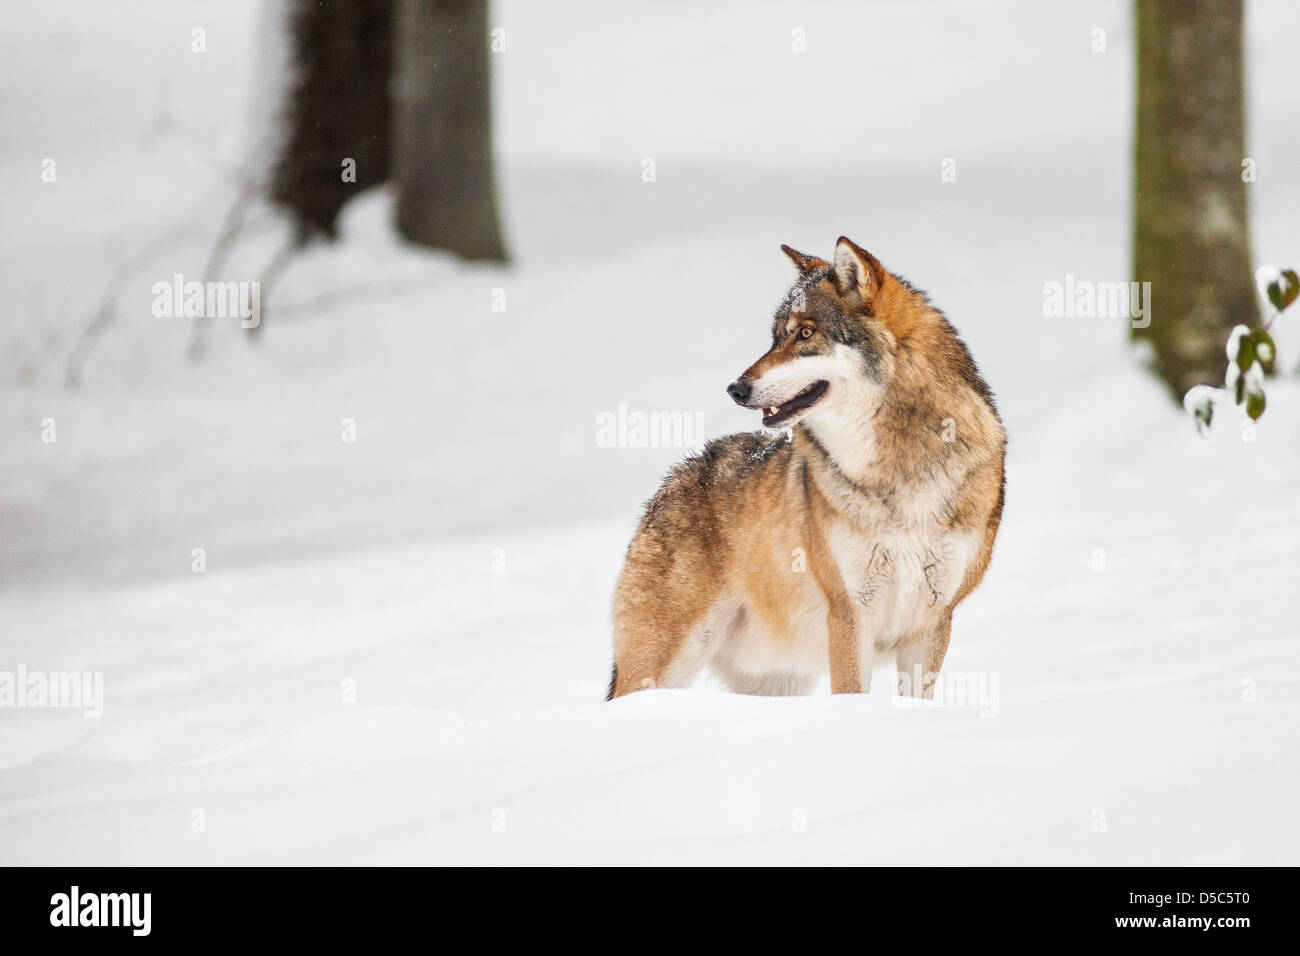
<box><xmin>726</xmin><ymin>380</ymin><xmax>751</xmax><ymax>405</ymax></box>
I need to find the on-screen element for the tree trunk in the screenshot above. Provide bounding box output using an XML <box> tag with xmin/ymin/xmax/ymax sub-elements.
<box><xmin>393</xmin><ymin>0</ymin><xmax>507</xmax><ymax>261</ymax></box>
<box><xmin>1132</xmin><ymin>0</ymin><xmax>1255</xmax><ymax>400</ymax></box>
<box><xmin>270</xmin><ymin>0</ymin><xmax>394</xmax><ymax>243</ymax></box>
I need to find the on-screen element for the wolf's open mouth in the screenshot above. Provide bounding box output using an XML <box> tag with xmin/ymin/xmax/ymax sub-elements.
<box><xmin>761</xmin><ymin>380</ymin><xmax>829</xmax><ymax>427</ymax></box>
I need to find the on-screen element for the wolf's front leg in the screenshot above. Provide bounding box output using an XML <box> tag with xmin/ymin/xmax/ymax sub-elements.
<box><xmin>895</xmin><ymin>613</ymin><xmax>953</xmax><ymax>699</ymax></box>
<box><xmin>826</xmin><ymin>600</ymin><xmax>873</xmax><ymax>693</ymax></box>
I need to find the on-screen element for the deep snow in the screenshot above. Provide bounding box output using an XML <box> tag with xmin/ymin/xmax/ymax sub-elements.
<box><xmin>1</xmin><ymin>0</ymin><xmax>1299</xmax><ymax>865</ymax></box>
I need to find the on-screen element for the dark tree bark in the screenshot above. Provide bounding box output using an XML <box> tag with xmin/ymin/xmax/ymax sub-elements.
<box><xmin>393</xmin><ymin>0</ymin><xmax>507</xmax><ymax>261</ymax></box>
<box><xmin>270</xmin><ymin>0</ymin><xmax>394</xmax><ymax>243</ymax></box>
<box><xmin>1132</xmin><ymin>0</ymin><xmax>1256</xmax><ymax>400</ymax></box>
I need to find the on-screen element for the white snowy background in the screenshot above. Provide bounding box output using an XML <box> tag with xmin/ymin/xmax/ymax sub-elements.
<box><xmin>2</xmin><ymin>0</ymin><xmax>1298</xmax><ymax>864</ymax></box>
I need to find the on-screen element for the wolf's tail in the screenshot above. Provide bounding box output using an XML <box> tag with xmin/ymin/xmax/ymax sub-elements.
<box><xmin>604</xmin><ymin>662</ymin><xmax>618</xmax><ymax>701</ymax></box>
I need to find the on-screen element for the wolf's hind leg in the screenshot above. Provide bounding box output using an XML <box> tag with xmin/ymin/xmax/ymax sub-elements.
<box><xmin>608</xmin><ymin>604</ymin><xmax>718</xmax><ymax>699</ymax></box>
<box><xmin>608</xmin><ymin>633</ymin><xmax>709</xmax><ymax>697</ymax></box>
<box><xmin>609</xmin><ymin>500</ymin><xmax>729</xmax><ymax>698</ymax></box>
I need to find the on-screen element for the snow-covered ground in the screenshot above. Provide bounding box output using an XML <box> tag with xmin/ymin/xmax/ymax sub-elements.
<box><xmin>2</xmin><ymin>0</ymin><xmax>1298</xmax><ymax>864</ymax></box>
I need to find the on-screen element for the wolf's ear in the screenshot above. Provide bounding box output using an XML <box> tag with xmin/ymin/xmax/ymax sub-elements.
<box><xmin>780</xmin><ymin>244</ymin><xmax>828</xmax><ymax>278</ymax></box>
<box><xmin>833</xmin><ymin>237</ymin><xmax>886</xmax><ymax>305</ymax></box>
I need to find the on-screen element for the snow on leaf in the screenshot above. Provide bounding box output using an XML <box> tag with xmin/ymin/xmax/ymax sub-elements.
<box><xmin>1243</xmin><ymin>360</ymin><xmax>1266</xmax><ymax>396</ymax></box>
<box><xmin>1242</xmin><ymin>362</ymin><xmax>1267</xmax><ymax>421</ymax></box>
<box><xmin>1224</xmin><ymin>360</ymin><xmax>1240</xmax><ymax>392</ymax></box>
<box><xmin>1182</xmin><ymin>384</ymin><xmax>1223</xmax><ymax>437</ymax></box>
<box><xmin>1255</xmin><ymin>264</ymin><xmax>1282</xmax><ymax>301</ymax></box>
<box><xmin>1225</xmin><ymin>324</ymin><xmax>1252</xmax><ymax>362</ymax></box>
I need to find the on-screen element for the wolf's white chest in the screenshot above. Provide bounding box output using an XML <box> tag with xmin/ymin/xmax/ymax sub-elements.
<box><xmin>828</xmin><ymin>524</ymin><xmax>978</xmax><ymax>646</ymax></box>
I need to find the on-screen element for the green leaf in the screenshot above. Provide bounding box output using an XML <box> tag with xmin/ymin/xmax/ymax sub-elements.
<box><xmin>1267</xmin><ymin>269</ymin><xmax>1298</xmax><ymax>312</ymax></box>
<box><xmin>1235</xmin><ymin>333</ymin><xmax>1256</xmax><ymax>373</ymax></box>
<box><xmin>1281</xmin><ymin>270</ymin><xmax>1299</xmax><ymax>310</ymax></box>
<box><xmin>1246</xmin><ymin>390</ymin><xmax>1266</xmax><ymax>421</ymax></box>
<box><xmin>1253</xmin><ymin>329</ymin><xmax>1277</xmax><ymax>374</ymax></box>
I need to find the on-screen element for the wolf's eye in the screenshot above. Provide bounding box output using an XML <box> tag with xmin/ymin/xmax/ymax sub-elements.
<box><xmin>799</xmin><ymin>327</ymin><xmax>814</xmax><ymax>340</ymax></box>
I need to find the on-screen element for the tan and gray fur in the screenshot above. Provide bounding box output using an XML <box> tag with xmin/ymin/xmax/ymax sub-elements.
<box><xmin>608</xmin><ymin>237</ymin><xmax>1005</xmax><ymax>700</ymax></box>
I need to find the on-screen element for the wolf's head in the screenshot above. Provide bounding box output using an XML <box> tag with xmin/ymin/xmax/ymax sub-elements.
<box><xmin>726</xmin><ymin>237</ymin><xmax>899</xmax><ymax>430</ymax></box>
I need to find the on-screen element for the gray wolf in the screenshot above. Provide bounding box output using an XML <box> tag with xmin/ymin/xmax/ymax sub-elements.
<box><xmin>608</xmin><ymin>237</ymin><xmax>1005</xmax><ymax>700</ymax></box>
